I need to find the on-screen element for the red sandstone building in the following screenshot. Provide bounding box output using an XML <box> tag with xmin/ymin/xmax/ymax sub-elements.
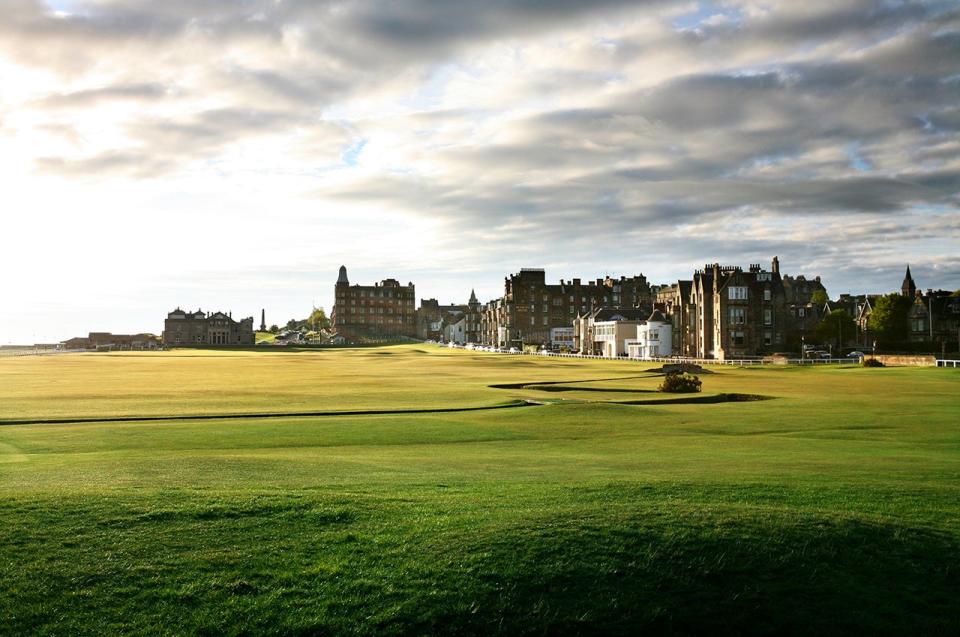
<box><xmin>332</xmin><ymin>266</ymin><xmax>416</xmax><ymax>340</ymax></box>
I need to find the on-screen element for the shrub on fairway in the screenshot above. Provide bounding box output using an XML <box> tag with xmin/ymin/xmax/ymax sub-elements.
<box><xmin>659</xmin><ymin>372</ymin><xmax>702</xmax><ymax>393</ymax></box>
<box><xmin>863</xmin><ymin>358</ymin><xmax>885</xmax><ymax>367</ymax></box>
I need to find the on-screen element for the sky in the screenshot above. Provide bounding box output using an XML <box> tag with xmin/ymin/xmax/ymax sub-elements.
<box><xmin>1</xmin><ymin>0</ymin><xmax>958</xmax><ymax>343</ymax></box>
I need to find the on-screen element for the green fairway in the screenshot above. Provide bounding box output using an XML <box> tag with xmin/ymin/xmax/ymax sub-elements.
<box><xmin>1</xmin><ymin>346</ymin><xmax>958</xmax><ymax>635</ymax></box>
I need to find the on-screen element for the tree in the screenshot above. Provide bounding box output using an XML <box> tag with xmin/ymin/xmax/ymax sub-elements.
<box><xmin>307</xmin><ymin>307</ymin><xmax>331</xmax><ymax>331</ymax></box>
<box><xmin>867</xmin><ymin>294</ymin><xmax>912</xmax><ymax>344</ymax></box>
<box><xmin>810</xmin><ymin>289</ymin><xmax>829</xmax><ymax>307</ymax></box>
<box><xmin>815</xmin><ymin>309</ymin><xmax>856</xmax><ymax>348</ymax></box>
<box><xmin>269</xmin><ymin>324</ymin><xmax>280</xmax><ymax>334</ymax></box>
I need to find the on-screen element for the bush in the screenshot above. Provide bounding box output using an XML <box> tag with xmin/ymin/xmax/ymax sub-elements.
<box><xmin>659</xmin><ymin>372</ymin><xmax>702</xmax><ymax>393</ymax></box>
<box><xmin>863</xmin><ymin>358</ymin><xmax>885</xmax><ymax>367</ymax></box>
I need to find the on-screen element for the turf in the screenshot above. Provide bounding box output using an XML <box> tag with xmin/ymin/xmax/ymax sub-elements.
<box><xmin>0</xmin><ymin>345</ymin><xmax>958</xmax><ymax>635</ymax></box>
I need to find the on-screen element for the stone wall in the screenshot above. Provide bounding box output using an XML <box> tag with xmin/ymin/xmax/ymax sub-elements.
<box><xmin>868</xmin><ymin>354</ymin><xmax>937</xmax><ymax>367</ymax></box>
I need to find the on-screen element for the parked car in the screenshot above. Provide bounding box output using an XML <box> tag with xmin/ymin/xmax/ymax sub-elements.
<box><xmin>846</xmin><ymin>351</ymin><xmax>865</xmax><ymax>358</ymax></box>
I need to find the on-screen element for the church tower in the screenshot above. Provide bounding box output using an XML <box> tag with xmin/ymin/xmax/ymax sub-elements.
<box><xmin>901</xmin><ymin>265</ymin><xmax>917</xmax><ymax>297</ymax></box>
<box><xmin>468</xmin><ymin>288</ymin><xmax>480</xmax><ymax>310</ymax></box>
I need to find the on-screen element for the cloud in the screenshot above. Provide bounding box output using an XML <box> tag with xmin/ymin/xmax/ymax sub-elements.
<box><xmin>1</xmin><ymin>0</ymin><xmax>959</xmax><ymax>343</ymax></box>
<box><xmin>35</xmin><ymin>82</ymin><xmax>172</xmax><ymax>109</ymax></box>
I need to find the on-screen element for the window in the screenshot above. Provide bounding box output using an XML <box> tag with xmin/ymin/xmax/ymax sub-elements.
<box><xmin>764</xmin><ymin>331</ymin><xmax>772</xmax><ymax>346</ymax></box>
<box><xmin>732</xmin><ymin>331</ymin><xmax>745</xmax><ymax>345</ymax></box>
<box><xmin>763</xmin><ymin>289</ymin><xmax>771</xmax><ymax>302</ymax></box>
<box><xmin>798</xmin><ymin>307</ymin><xmax>806</xmax><ymax>318</ymax></box>
<box><xmin>729</xmin><ymin>308</ymin><xmax>746</xmax><ymax>325</ymax></box>
<box><xmin>764</xmin><ymin>309</ymin><xmax>772</xmax><ymax>326</ymax></box>
<box><xmin>728</xmin><ymin>286</ymin><xmax>748</xmax><ymax>300</ymax></box>
<box><xmin>757</xmin><ymin>272</ymin><xmax>771</xmax><ymax>282</ymax></box>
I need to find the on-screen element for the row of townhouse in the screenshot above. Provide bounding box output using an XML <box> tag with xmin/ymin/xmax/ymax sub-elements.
<box><xmin>472</xmin><ymin>258</ymin><xmax>826</xmax><ymax>360</ymax></box>
<box><xmin>330</xmin><ymin>261</ymin><xmax>955</xmax><ymax>357</ymax></box>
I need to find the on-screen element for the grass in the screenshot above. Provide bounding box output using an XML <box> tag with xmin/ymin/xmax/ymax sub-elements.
<box><xmin>0</xmin><ymin>345</ymin><xmax>958</xmax><ymax>635</ymax></box>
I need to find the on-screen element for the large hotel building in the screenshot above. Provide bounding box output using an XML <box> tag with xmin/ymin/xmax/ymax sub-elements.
<box><xmin>332</xmin><ymin>266</ymin><xmax>416</xmax><ymax>339</ymax></box>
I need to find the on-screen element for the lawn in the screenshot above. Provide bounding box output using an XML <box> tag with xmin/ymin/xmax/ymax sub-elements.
<box><xmin>0</xmin><ymin>346</ymin><xmax>958</xmax><ymax>635</ymax></box>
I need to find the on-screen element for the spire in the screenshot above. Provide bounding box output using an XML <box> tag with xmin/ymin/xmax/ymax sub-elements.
<box><xmin>337</xmin><ymin>265</ymin><xmax>349</xmax><ymax>285</ymax></box>
<box><xmin>901</xmin><ymin>264</ymin><xmax>916</xmax><ymax>297</ymax></box>
<box><xmin>469</xmin><ymin>288</ymin><xmax>478</xmax><ymax>306</ymax></box>
<box><xmin>260</xmin><ymin>309</ymin><xmax>266</xmax><ymax>332</ymax></box>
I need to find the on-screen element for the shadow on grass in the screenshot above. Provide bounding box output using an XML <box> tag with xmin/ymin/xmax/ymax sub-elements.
<box><xmin>617</xmin><ymin>393</ymin><xmax>773</xmax><ymax>405</ymax></box>
<box><xmin>2</xmin><ymin>493</ymin><xmax>957</xmax><ymax>636</ymax></box>
<box><xmin>524</xmin><ymin>385</ymin><xmax>657</xmax><ymax>394</ymax></box>
<box><xmin>490</xmin><ymin>375</ymin><xmax>660</xmax><ymax>391</ymax></box>
<box><xmin>405</xmin><ymin>515</ymin><xmax>960</xmax><ymax>636</ymax></box>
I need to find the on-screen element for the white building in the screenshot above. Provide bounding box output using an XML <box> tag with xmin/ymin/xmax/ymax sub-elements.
<box><xmin>443</xmin><ymin>315</ymin><xmax>466</xmax><ymax>344</ymax></box>
<box><xmin>626</xmin><ymin>309</ymin><xmax>672</xmax><ymax>358</ymax></box>
<box><xmin>574</xmin><ymin>307</ymin><xmax>651</xmax><ymax>355</ymax></box>
<box><xmin>593</xmin><ymin>319</ymin><xmax>645</xmax><ymax>357</ymax></box>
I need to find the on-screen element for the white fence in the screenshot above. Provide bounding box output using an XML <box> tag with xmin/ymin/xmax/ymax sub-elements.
<box><xmin>936</xmin><ymin>359</ymin><xmax>960</xmax><ymax>368</ymax></box>
<box><xmin>442</xmin><ymin>343</ymin><xmax>860</xmax><ymax>366</ymax></box>
<box><xmin>0</xmin><ymin>348</ymin><xmax>88</xmax><ymax>358</ymax></box>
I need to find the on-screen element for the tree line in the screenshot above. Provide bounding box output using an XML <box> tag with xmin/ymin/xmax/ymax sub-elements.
<box><xmin>263</xmin><ymin>307</ymin><xmax>331</xmax><ymax>334</ymax></box>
